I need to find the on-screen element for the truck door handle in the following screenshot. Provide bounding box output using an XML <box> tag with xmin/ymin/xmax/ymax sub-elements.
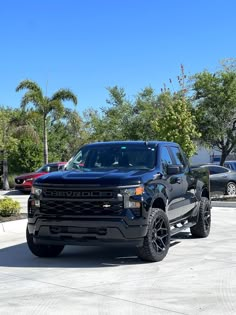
<box><xmin>176</xmin><ymin>177</ymin><xmax>182</xmax><ymax>184</ymax></box>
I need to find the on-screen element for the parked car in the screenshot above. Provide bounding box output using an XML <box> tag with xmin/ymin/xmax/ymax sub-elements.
<box><xmin>195</xmin><ymin>164</ymin><xmax>236</xmax><ymax>196</ymax></box>
<box><xmin>14</xmin><ymin>162</ymin><xmax>66</xmax><ymax>193</ymax></box>
<box><xmin>223</xmin><ymin>160</ymin><xmax>236</xmax><ymax>171</ymax></box>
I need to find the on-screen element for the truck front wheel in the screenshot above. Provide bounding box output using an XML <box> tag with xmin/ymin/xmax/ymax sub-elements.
<box><xmin>26</xmin><ymin>227</ymin><xmax>64</xmax><ymax>258</ymax></box>
<box><xmin>137</xmin><ymin>208</ymin><xmax>170</xmax><ymax>262</ymax></box>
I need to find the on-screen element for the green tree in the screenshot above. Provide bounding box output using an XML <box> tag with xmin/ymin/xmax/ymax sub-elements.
<box><xmin>84</xmin><ymin>86</ymin><xmax>161</xmax><ymax>142</ymax></box>
<box><xmin>0</xmin><ymin>108</ymin><xmax>17</xmax><ymax>189</ymax></box>
<box><xmin>84</xmin><ymin>82</ymin><xmax>199</xmax><ymax>155</ymax></box>
<box><xmin>47</xmin><ymin>110</ymin><xmax>85</xmax><ymax>161</ymax></box>
<box><xmin>62</xmin><ymin>110</ymin><xmax>87</xmax><ymax>157</ymax></box>
<box><xmin>84</xmin><ymin>86</ymin><xmax>134</xmax><ymax>141</ymax></box>
<box><xmin>0</xmin><ymin>107</ymin><xmax>37</xmax><ymax>189</ymax></box>
<box><xmin>153</xmin><ymin>92</ymin><xmax>200</xmax><ymax>158</ymax></box>
<box><xmin>8</xmin><ymin>138</ymin><xmax>43</xmax><ymax>174</ymax></box>
<box><xmin>16</xmin><ymin>80</ymin><xmax>78</xmax><ymax>164</ymax></box>
<box><xmin>130</xmin><ymin>87</ymin><xmax>160</xmax><ymax>140</ymax></box>
<box><xmin>192</xmin><ymin>68</ymin><xmax>236</xmax><ymax>164</ymax></box>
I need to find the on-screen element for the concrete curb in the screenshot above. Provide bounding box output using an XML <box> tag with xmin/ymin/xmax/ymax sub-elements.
<box><xmin>212</xmin><ymin>201</ymin><xmax>236</xmax><ymax>208</ymax></box>
<box><xmin>211</xmin><ymin>196</ymin><xmax>236</xmax><ymax>201</ymax></box>
<box><xmin>211</xmin><ymin>195</ymin><xmax>236</xmax><ymax>208</ymax></box>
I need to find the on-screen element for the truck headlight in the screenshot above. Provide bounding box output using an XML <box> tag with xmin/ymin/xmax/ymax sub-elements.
<box><xmin>121</xmin><ymin>186</ymin><xmax>144</xmax><ymax>208</ymax></box>
<box><xmin>31</xmin><ymin>186</ymin><xmax>42</xmax><ymax>197</ymax></box>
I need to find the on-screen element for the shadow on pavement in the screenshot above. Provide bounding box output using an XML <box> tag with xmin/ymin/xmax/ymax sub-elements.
<box><xmin>0</xmin><ymin>243</ymin><xmax>148</xmax><ymax>268</ymax></box>
<box><xmin>0</xmin><ymin>237</ymin><xmax>184</xmax><ymax>268</ymax></box>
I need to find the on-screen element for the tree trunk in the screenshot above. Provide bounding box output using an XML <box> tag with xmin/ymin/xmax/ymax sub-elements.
<box><xmin>2</xmin><ymin>153</ymin><xmax>9</xmax><ymax>190</ymax></box>
<box><xmin>220</xmin><ymin>147</ymin><xmax>229</xmax><ymax>166</ymax></box>
<box><xmin>43</xmin><ymin>115</ymin><xmax>48</xmax><ymax>164</ymax></box>
<box><xmin>1</xmin><ymin>124</ymin><xmax>10</xmax><ymax>190</ymax></box>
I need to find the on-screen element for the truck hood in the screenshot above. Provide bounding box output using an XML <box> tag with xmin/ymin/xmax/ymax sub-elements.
<box><xmin>34</xmin><ymin>169</ymin><xmax>157</xmax><ymax>187</ymax></box>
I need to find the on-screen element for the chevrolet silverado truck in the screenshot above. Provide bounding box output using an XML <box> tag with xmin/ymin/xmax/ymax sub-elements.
<box><xmin>27</xmin><ymin>141</ymin><xmax>211</xmax><ymax>262</ymax></box>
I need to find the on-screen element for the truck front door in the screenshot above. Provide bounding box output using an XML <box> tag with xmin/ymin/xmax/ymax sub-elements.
<box><xmin>169</xmin><ymin>146</ymin><xmax>197</xmax><ymax>219</ymax></box>
<box><xmin>160</xmin><ymin>146</ymin><xmax>186</xmax><ymax>221</ymax></box>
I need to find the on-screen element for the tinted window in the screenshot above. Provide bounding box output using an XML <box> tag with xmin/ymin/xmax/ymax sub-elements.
<box><xmin>224</xmin><ymin>162</ymin><xmax>236</xmax><ymax>170</ymax></box>
<box><xmin>171</xmin><ymin>146</ymin><xmax>186</xmax><ymax>167</ymax></box>
<box><xmin>49</xmin><ymin>165</ymin><xmax>59</xmax><ymax>172</ymax></box>
<box><xmin>37</xmin><ymin>165</ymin><xmax>50</xmax><ymax>172</ymax></box>
<box><xmin>66</xmin><ymin>144</ymin><xmax>157</xmax><ymax>171</ymax></box>
<box><xmin>160</xmin><ymin>147</ymin><xmax>173</xmax><ymax>174</ymax></box>
<box><xmin>37</xmin><ymin>164</ymin><xmax>59</xmax><ymax>172</ymax></box>
<box><xmin>207</xmin><ymin>166</ymin><xmax>229</xmax><ymax>174</ymax></box>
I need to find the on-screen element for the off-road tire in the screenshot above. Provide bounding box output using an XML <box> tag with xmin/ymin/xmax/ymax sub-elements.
<box><xmin>190</xmin><ymin>197</ymin><xmax>211</xmax><ymax>238</ymax></box>
<box><xmin>26</xmin><ymin>227</ymin><xmax>64</xmax><ymax>257</ymax></box>
<box><xmin>137</xmin><ymin>208</ymin><xmax>170</xmax><ymax>262</ymax></box>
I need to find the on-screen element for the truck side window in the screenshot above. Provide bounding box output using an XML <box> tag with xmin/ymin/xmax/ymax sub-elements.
<box><xmin>171</xmin><ymin>146</ymin><xmax>186</xmax><ymax>168</ymax></box>
<box><xmin>161</xmin><ymin>147</ymin><xmax>173</xmax><ymax>174</ymax></box>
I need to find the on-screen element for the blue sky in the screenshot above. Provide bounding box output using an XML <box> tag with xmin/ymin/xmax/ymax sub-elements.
<box><xmin>1</xmin><ymin>0</ymin><xmax>235</xmax><ymax>114</ymax></box>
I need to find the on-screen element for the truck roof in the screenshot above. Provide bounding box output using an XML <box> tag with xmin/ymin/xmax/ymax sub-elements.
<box><xmin>83</xmin><ymin>140</ymin><xmax>179</xmax><ymax>147</ymax></box>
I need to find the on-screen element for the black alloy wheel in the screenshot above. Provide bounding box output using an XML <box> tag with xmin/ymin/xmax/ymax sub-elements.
<box><xmin>190</xmin><ymin>197</ymin><xmax>211</xmax><ymax>238</ymax></box>
<box><xmin>137</xmin><ymin>208</ymin><xmax>170</xmax><ymax>262</ymax></box>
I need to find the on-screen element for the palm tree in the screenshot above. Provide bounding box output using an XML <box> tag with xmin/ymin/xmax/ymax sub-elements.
<box><xmin>16</xmin><ymin>80</ymin><xmax>78</xmax><ymax>164</ymax></box>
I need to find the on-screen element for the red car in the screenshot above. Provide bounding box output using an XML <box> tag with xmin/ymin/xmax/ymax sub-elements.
<box><xmin>14</xmin><ymin>162</ymin><xmax>66</xmax><ymax>193</ymax></box>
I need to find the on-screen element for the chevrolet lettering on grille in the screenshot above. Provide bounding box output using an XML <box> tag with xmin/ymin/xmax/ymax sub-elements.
<box><xmin>44</xmin><ymin>190</ymin><xmax>114</xmax><ymax>198</ymax></box>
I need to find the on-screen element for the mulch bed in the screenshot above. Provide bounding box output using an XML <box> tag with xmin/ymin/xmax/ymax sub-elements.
<box><xmin>0</xmin><ymin>213</ymin><xmax>27</xmax><ymax>223</ymax></box>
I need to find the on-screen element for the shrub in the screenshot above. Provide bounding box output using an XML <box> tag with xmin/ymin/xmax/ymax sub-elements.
<box><xmin>0</xmin><ymin>197</ymin><xmax>21</xmax><ymax>217</ymax></box>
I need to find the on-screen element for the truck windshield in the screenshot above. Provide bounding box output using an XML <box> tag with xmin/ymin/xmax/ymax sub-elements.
<box><xmin>66</xmin><ymin>144</ymin><xmax>156</xmax><ymax>171</ymax></box>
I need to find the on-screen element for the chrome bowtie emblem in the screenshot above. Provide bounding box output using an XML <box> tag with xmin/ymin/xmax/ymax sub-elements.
<box><xmin>103</xmin><ymin>204</ymin><xmax>111</xmax><ymax>208</ymax></box>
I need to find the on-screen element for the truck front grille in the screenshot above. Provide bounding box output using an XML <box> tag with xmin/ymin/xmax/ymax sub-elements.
<box><xmin>38</xmin><ymin>186</ymin><xmax>125</xmax><ymax>216</ymax></box>
<box><xmin>40</xmin><ymin>200</ymin><xmax>123</xmax><ymax>216</ymax></box>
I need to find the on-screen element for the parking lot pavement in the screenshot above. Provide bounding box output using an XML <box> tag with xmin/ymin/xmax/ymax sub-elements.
<box><xmin>0</xmin><ymin>207</ymin><xmax>236</xmax><ymax>315</ymax></box>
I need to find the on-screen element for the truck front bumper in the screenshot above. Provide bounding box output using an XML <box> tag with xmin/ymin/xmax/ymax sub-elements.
<box><xmin>27</xmin><ymin>217</ymin><xmax>148</xmax><ymax>247</ymax></box>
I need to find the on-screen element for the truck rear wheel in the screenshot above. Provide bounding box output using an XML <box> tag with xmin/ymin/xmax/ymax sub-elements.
<box><xmin>190</xmin><ymin>197</ymin><xmax>211</xmax><ymax>238</ymax></box>
<box><xmin>137</xmin><ymin>208</ymin><xmax>170</xmax><ymax>262</ymax></box>
<box><xmin>26</xmin><ymin>227</ymin><xmax>64</xmax><ymax>257</ymax></box>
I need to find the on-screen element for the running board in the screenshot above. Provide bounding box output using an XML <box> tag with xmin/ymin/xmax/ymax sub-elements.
<box><xmin>170</xmin><ymin>221</ymin><xmax>195</xmax><ymax>236</ymax></box>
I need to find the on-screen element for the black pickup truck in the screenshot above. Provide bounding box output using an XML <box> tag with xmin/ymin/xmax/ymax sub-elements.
<box><xmin>27</xmin><ymin>141</ymin><xmax>211</xmax><ymax>262</ymax></box>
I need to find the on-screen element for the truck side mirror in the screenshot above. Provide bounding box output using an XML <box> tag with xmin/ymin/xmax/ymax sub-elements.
<box><xmin>46</xmin><ymin>166</ymin><xmax>50</xmax><ymax>172</ymax></box>
<box><xmin>167</xmin><ymin>165</ymin><xmax>180</xmax><ymax>175</ymax></box>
